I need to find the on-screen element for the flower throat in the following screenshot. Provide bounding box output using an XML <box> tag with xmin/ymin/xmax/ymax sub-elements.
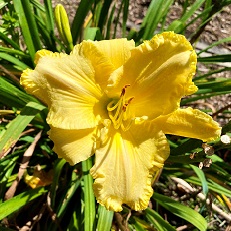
<box><xmin>107</xmin><ymin>85</ymin><xmax>134</xmax><ymax>131</ymax></box>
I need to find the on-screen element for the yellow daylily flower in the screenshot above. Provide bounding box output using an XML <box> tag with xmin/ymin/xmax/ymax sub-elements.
<box><xmin>20</xmin><ymin>32</ymin><xmax>221</xmax><ymax>212</ymax></box>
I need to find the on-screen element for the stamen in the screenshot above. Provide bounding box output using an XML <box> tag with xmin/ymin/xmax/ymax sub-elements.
<box><xmin>107</xmin><ymin>100</ymin><xmax>119</xmax><ymax>111</ymax></box>
<box><xmin>120</xmin><ymin>84</ymin><xmax>130</xmax><ymax>97</ymax></box>
<box><xmin>128</xmin><ymin>97</ymin><xmax>134</xmax><ymax>104</ymax></box>
<box><xmin>107</xmin><ymin>85</ymin><xmax>134</xmax><ymax>131</ymax></box>
<box><xmin>122</xmin><ymin>97</ymin><xmax>134</xmax><ymax>112</ymax></box>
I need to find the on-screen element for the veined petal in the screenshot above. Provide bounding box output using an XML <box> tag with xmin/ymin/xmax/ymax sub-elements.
<box><xmin>48</xmin><ymin>126</ymin><xmax>97</xmax><ymax>165</ymax></box>
<box><xmin>90</xmin><ymin>123</ymin><xmax>170</xmax><ymax>212</ymax></box>
<box><xmin>91</xmin><ymin>39</ymin><xmax>135</xmax><ymax>69</ymax></box>
<box><xmin>21</xmin><ymin>68</ymin><xmax>50</xmax><ymax>106</ymax></box>
<box><xmin>107</xmin><ymin>32</ymin><xmax>198</xmax><ymax>119</ymax></box>
<box><xmin>154</xmin><ymin>107</ymin><xmax>221</xmax><ymax>142</ymax></box>
<box><xmin>34</xmin><ymin>49</ymin><xmax>68</xmax><ymax>65</ymax></box>
<box><xmin>21</xmin><ymin>48</ymin><xmax>106</xmax><ymax>129</ymax></box>
<box><xmin>73</xmin><ymin>39</ymin><xmax>135</xmax><ymax>90</ymax></box>
<box><xmin>20</xmin><ymin>50</ymin><xmax>68</xmax><ymax>106</ymax></box>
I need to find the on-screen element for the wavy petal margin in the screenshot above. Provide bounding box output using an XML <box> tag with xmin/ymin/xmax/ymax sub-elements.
<box><xmin>154</xmin><ymin>107</ymin><xmax>221</xmax><ymax>142</ymax></box>
<box><xmin>107</xmin><ymin>32</ymin><xmax>198</xmax><ymax>120</ymax></box>
<box><xmin>48</xmin><ymin>126</ymin><xmax>97</xmax><ymax>165</ymax></box>
<box><xmin>90</xmin><ymin>123</ymin><xmax>170</xmax><ymax>211</ymax></box>
<box><xmin>21</xmin><ymin>48</ymin><xmax>105</xmax><ymax>129</ymax></box>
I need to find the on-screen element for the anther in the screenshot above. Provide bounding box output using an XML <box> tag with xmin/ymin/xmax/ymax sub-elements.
<box><xmin>120</xmin><ymin>84</ymin><xmax>130</xmax><ymax>97</ymax></box>
<box><xmin>107</xmin><ymin>84</ymin><xmax>134</xmax><ymax>131</ymax></box>
<box><xmin>127</xmin><ymin>97</ymin><xmax>134</xmax><ymax>104</ymax></box>
<box><xmin>122</xmin><ymin>97</ymin><xmax>134</xmax><ymax>112</ymax></box>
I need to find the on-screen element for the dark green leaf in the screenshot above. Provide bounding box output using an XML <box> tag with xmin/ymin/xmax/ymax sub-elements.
<box><xmin>71</xmin><ymin>0</ymin><xmax>94</xmax><ymax>44</ymax></box>
<box><xmin>0</xmin><ymin>187</ymin><xmax>47</xmax><ymax>220</ymax></box>
<box><xmin>190</xmin><ymin>165</ymin><xmax>208</xmax><ymax>195</ymax></box>
<box><xmin>153</xmin><ymin>193</ymin><xmax>207</xmax><ymax>231</ymax></box>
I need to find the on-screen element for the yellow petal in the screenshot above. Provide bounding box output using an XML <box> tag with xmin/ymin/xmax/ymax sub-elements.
<box><xmin>91</xmin><ymin>38</ymin><xmax>135</xmax><ymax>69</ymax></box>
<box><xmin>107</xmin><ymin>32</ymin><xmax>198</xmax><ymax>119</ymax></box>
<box><xmin>154</xmin><ymin>107</ymin><xmax>221</xmax><ymax>142</ymax></box>
<box><xmin>34</xmin><ymin>49</ymin><xmax>67</xmax><ymax>65</ymax></box>
<box><xmin>21</xmin><ymin>50</ymin><xmax>68</xmax><ymax>105</ymax></box>
<box><xmin>73</xmin><ymin>39</ymin><xmax>135</xmax><ymax>90</ymax></box>
<box><xmin>90</xmin><ymin>123</ymin><xmax>170</xmax><ymax>211</ymax></box>
<box><xmin>48</xmin><ymin>126</ymin><xmax>96</xmax><ymax>165</ymax></box>
<box><xmin>21</xmin><ymin>68</ymin><xmax>50</xmax><ymax>106</ymax></box>
<box><xmin>21</xmin><ymin>48</ymin><xmax>105</xmax><ymax>129</ymax></box>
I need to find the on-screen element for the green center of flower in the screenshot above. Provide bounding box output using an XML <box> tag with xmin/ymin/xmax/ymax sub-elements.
<box><xmin>107</xmin><ymin>85</ymin><xmax>134</xmax><ymax>131</ymax></box>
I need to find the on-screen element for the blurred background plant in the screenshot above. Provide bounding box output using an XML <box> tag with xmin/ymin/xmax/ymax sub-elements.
<box><xmin>0</xmin><ymin>0</ymin><xmax>231</xmax><ymax>230</ymax></box>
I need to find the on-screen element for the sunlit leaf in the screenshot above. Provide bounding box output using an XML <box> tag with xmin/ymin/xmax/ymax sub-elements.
<box><xmin>153</xmin><ymin>193</ymin><xmax>207</xmax><ymax>231</ymax></box>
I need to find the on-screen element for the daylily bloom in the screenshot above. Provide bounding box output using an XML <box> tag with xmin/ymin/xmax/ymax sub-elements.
<box><xmin>20</xmin><ymin>32</ymin><xmax>221</xmax><ymax>212</ymax></box>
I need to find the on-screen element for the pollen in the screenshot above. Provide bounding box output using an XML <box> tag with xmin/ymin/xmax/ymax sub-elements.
<box><xmin>107</xmin><ymin>85</ymin><xmax>134</xmax><ymax>131</ymax></box>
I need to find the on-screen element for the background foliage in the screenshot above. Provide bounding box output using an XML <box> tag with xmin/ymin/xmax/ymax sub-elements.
<box><xmin>0</xmin><ymin>0</ymin><xmax>231</xmax><ymax>230</ymax></box>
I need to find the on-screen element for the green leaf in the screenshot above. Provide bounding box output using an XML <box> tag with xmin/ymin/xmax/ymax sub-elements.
<box><xmin>82</xmin><ymin>158</ymin><xmax>96</xmax><ymax>231</ymax></box>
<box><xmin>13</xmin><ymin>0</ymin><xmax>42</xmax><ymax>60</ymax></box>
<box><xmin>105</xmin><ymin>4</ymin><xmax>115</xmax><ymax>39</ymax></box>
<box><xmin>0</xmin><ymin>1</ymin><xmax>7</xmax><ymax>9</ymax></box>
<box><xmin>97</xmin><ymin>0</ymin><xmax>113</xmax><ymax>32</ymax></box>
<box><xmin>92</xmin><ymin>1</ymin><xmax>103</xmax><ymax>27</ymax></box>
<box><xmin>181</xmin><ymin>0</ymin><xmax>205</xmax><ymax>23</ymax></box>
<box><xmin>130</xmin><ymin>216</ymin><xmax>153</xmax><ymax>231</ymax></box>
<box><xmin>84</xmin><ymin>27</ymin><xmax>99</xmax><ymax>40</ymax></box>
<box><xmin>0</xmin><ymin>101</ymin><xmax>46</xmax><ymax>155</ymax></box>
<box><xmin>0</xmin><ymin>32</ymin><xmax>20</xmax><ymax>50</ymax></box>
<box><xmin>71</xmin><ymin>0</ymin><xmax>94</xmax><ymax>44</ymax></box>
<box><xmin>0</xmin><ymin>47</ymin><xmax>28</xmax><ymax>58</ymax></box>
<box><xmin>43</xmin><ymin>0</ymin><xmax>55</xmax><ymax>35</ymax></box>
<box><xmin>0</xmin><ymin>156</ymin><xmax>18</xmax><ymax>200</ymax></box>
<box><xmin>145</xmin><ymin>208</ymin><xmax>176</xmax><ymax>231</ymax></box>
<box><xmin>96</xmin><ymin>205</ymin><xmax>114</xmax><ymax>231</ymax></box>
<box><xmin>167</xmin><ymin>20</ymin><xmax>185</xmax><ymax>33</ymax></box>
<box><xmin>33</xmin><ymin>13</ymin><xmax>57</xmax><ymax>51</ymax></box>
<box><xmin>181</xmin><ymin>90</ymin><xmax>231</xmax><ymax>104</ymax></box>
<box><xmin>198</xmin><ymin>54</ymin><xmax>231</xmax><ymax>63</ymax></box>
<box><xmin>56</xmin><ymin>171</ymin><xmax>81</xmax><ymax>218</ymax></box>
<box><xmin>0</xmin><ymin>53</ymin><xmax>30</xmax><ymax>70</ymax></box>
<box><xmin>48</xmin><ymin>166</ymin><xmax>81</xmax><ymax>231</ymax></box>
<box><xmin>190</xmin><ymin>165</ymin><xmax>208</xmax><ymax>195</ymax></box>
<box><xmin>67</xmin><ymin>205</ymin><xmax>81</xmax><ymax>231</ymax></box>
<box><xmin>138</xmin><ymin>0</ymin><xmax>173</xmax><ymax>40</ymax></box>
<box><xmin>170</xmin><ymin>138</ymin><xmax>203</xmax><ymax>156</ymax></box>
<box><xmin>0</xmin><ymin>76</ymin><xmax>37</xmax><ymax>108</ymax></box>
<box><xmin>197</xmin><ymin>37</ymin><xmax>231</xmax><ymax>55</ymax></box>
<box><xmin>49</xmin><ymin>158</ymin><xmax>67</xmax><ymax>208</ymax></box>
<box><xmin>122</xmin><ymin>0</ymin><xmax>129</xmax><ymax>37</ymax></box>
<box><xmin>167</xmin><ymin>0</ymin><xmax>207</xmax><ymax>34</ymax></box>
<box><xmin>153</xmin><ymin>192</ymin><xmax>207</xmax><ymax>231</ymax></box>
<box><xmin>0</xmin><ymin>187</ymin><xmax>47</xmax><ymax>220</ymax></box>
<box><xmin>196</xmin><ymin>78</ymin><xmax>231</xmax><ymax>94</ymax></box>
<box><xmin>186</xmin><ymin>176</ymin><xmax>231</xmax><ymax>197</ymax></box>
<box><xmin>194</xmin><ymin>67</ymin><xmax>231</xmax><ymax>81</ymax></box>
<box><xmin>112</xmin><ymin>0</ymin><xmax>123</xmax><ymax>39</ymax></box>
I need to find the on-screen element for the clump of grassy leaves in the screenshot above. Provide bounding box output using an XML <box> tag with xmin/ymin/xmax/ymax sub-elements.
<box><xmin>0</xmin><ymin>0</ymin><xmax>231</xmax><ymax>230</ymax></box>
